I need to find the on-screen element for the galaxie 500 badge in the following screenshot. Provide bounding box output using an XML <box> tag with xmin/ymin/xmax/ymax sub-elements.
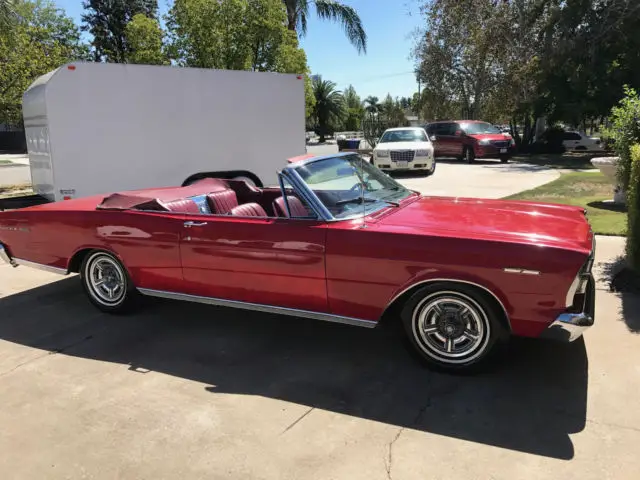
<box><xmin>0</xmin><ymin>225</ymin><xmax>29</xmax><ymax>232</ymax></box>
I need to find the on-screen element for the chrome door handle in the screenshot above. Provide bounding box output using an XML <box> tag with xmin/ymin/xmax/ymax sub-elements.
<box><xmin>184</xmin><ymin>221</ymin><xmax>208</xmax><ymax>227</ymax></box>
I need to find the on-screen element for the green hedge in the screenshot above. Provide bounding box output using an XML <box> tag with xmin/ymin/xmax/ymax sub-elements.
<box><xmin>628</xmin><ymin>144</ymin><xmax>640</xmax><ymax>270</ymax></box>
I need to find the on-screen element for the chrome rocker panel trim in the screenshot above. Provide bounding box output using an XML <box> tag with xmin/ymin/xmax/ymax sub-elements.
<box><xmin>14</xmin><ymin>258</ymin><xmax>69</xmax><ymax>275</ymax></box>
<box><xmin>0</xmin><ymin>244</ymin><xmax>68</xmax><ymax>274</ymax></box>
<box><xmin>138</xmin><ymin>288</ymin><xmax>378</xmax><ymax>329</ymax></box>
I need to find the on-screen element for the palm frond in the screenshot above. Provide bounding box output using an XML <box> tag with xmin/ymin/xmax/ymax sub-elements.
<box><xmin>314</xmin><ymin>0</ymin><xmax>367</xmax><ymax>54</ymax></box>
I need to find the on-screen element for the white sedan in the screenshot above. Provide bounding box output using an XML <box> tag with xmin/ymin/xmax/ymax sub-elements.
<box><xmin>373</xmin><ymin>127</ymin><xmax>435</xmax><ymax>175</ymax></box>
<box><xmin>562</xmin><ymin>131</ymin><xmax>604</xmax><ymax>152</ymax></box>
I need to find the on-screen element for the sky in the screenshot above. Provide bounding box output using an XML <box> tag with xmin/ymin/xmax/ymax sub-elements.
<box><xmin>53</xmin><ymin>0</ymin><xmax>424</xmax><ymax>100</ymax></box>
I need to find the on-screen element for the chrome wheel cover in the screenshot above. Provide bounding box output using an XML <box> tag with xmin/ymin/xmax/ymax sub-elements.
<box><xmin>85</xmin><ymin>253</ymin><xmax>127</xmax><ymax>306</ymax></box>
<box><xmin>411</xmin><ymin>291</ymin><xmax>490</xmax><ymax>364</ymax></box>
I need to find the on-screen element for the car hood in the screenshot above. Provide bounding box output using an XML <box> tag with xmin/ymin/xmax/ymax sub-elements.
<box><xmin>375</xmin><ymin>141</ymin><xmax>431</xmax><ymax>150</ymax></box>
<box><xmin>378</xmin><ymin>196</ymin><xmax>593</xmax><ymax>252</ymax></box>
<box><xmin>467</xmin><ymin>133</ymin><xmax>511</xmax><ymax>141</ymax></box>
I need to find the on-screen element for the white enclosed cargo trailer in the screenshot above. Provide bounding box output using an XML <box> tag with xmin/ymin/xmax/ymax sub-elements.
<box><xmin>20</xmin><ymin>62</ymin><xmax>306</xmax><ymax>203</ymax></box>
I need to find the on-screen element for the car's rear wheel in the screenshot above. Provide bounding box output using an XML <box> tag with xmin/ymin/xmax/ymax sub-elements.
<box><xmin>400</xmin><ymin>283</ymin><xmax>505</xmax><ymax>373</ymax></box>
<box><xmin>81</xmin><ymin>250</ymin><xmax>137</xmax><ymax>313</ymax></box>
<box><xmin>463</xmin><ymin>146</ymin><xmax>475</xmax><ymax>163</ymax></box>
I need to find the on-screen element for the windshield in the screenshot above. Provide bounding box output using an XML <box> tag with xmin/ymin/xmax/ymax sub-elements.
<box><xmin>460</xmin><ymin>122</ymin><xmax>501</xmax><ymax>135</ymax></box>
<box><xmin>291</xmin><ymin>154</ymin><xmax>414</xmax><ymax>219</ymax></box>
<box><xmin>379</xmin><ymin>129</ymin><xmax>427</xmax><ymax>143</ymax></box>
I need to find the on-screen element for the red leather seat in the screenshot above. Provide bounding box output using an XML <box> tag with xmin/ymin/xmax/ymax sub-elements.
<box><xmin>273</xmin><ymin>196</ymin><xmax>309</xmax><ymax>218</ymax></box>
<box><xmin>229</xmin><ymin>203</ymin><xmax>267</xmax><ymax>217</ymax></box>
<box><xmin>207</xmin><ymin>190</ymin><xmax>238</xmax><ymax>214</ymax></box>
<box><xmin>162</xmin><ymin>199</ymin><xmax>201</xmax><ymax>214</ymax></box>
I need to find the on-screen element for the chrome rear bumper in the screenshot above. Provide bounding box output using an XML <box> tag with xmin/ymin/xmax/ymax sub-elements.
<box><xmin>540</xmin><ymin>275</ymin><xmax>595</xmax><ymax>342</ymax></box>
<box><xmin>0</xmin><ymin>243</ymin><xmax>16</xmax><ymax>267</ymax></box>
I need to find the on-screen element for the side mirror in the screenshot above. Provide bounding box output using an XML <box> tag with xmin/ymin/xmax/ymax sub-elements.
<box><xmin>429</xmin><ymin>135</ymin><xmax>437</xmax><ymax>142</ymax></box>
<box><xmin>455</xmin><ymin>130</ymin><xmax>463</xmax><ymax>136</ymax></box>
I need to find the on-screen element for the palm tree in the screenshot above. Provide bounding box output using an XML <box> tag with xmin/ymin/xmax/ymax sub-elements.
<box><xmin>283</xmin><ymin>0</ymin><xmax>367</xmax><ymax>54</ymax></box>
<box><xmin>364</xmin><ymin>96</ymin><xmax>380</xmax><ymax>115</ymax></box>
<box><xmin>312</xmin><ymin>78</ymin><xmax>344</xmax><ymax>142</ymax></box>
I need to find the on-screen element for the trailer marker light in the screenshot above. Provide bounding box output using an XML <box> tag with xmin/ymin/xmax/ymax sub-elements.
<box><xmin>296</xmin><ymin>75</ymin><xmax>303</xmax><ymax>79</ymax></box>
<box><xmin>63</xmin><ymin>196</ymin><xmax>71</xmax><ymax>200</ymax></box>
<box><xmin>67</xmin><ymin>65</ymin><xmax>76</xmax><ymax>71</ymax></box>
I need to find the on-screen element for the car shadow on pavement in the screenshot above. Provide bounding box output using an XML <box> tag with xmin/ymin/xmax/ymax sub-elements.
<box><xmin>0</xmin><ymin>278</ymin><xmax>588</xmax><ymax>460</ymax></box>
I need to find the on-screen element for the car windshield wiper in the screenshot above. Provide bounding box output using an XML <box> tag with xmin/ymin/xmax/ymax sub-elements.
<box><xmin>335</xmin><ymin>196</ymin><xmax>399</xmax><ymax>207</ymax></box>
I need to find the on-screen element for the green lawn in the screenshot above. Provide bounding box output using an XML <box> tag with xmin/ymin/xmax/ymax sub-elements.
<box><xmin>505</xmin><ymin>171</ymin><xmax>627</xmax><ymax>235</ymax></box>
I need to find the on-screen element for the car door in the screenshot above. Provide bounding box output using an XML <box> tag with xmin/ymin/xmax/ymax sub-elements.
<box><xmin>179</xmin><ymin>212</ymin><xmax>329</xmax><ymax>313</ymax></box>
<box><xmin>437</xmin><ymin>122</ymin><xmax>459</xmax><ymax>156</ymax></box>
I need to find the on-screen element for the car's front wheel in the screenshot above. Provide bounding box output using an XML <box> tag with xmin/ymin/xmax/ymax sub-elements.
<box><xmin>80</xmin><ymin>250</ymin><xmax>137</xmax><ymax>313</ymax></box>
<box><xmin>425</xmin><ymin>159</ymin><xmax>436</xmax><ymax>176</ymax></box>
<box><xmin>400</xmin><ymin>283</ymin><xmax>505</xmax><ymax>373</ymax></box>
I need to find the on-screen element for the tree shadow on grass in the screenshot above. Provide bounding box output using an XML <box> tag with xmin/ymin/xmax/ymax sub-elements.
<box><xmin>0</xmin><ymin>278</ymin><xmax>588</xmax><ymax>460</ymax></box>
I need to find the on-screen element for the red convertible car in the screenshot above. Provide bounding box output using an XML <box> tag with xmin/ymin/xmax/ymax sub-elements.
<box><xmin>0</xmin><ymin>153</ymin><xmax>595</xmax><ymax>372</ymax></box>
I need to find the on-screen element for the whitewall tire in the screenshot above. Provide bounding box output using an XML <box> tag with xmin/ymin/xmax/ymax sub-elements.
<box><xmin>401</xmin><ymin>283</ymin><xmax>505</xmax><ymax>373</ymax></box>
<box><xmin>80</xmin><ymin>251</ymin><xmax>137</xmax><ymax>313</ymax></box>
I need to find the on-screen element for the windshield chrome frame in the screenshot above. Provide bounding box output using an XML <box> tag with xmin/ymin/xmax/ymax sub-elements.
<box><xmin>280</xmin><ymin>153</ymin><xmax>414</xmax><ymax>222</ymax></box>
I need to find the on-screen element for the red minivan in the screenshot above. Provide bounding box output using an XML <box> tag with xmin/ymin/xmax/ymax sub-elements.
<box><xmin>423</xmin><ymin>120</ymin><xmax>516</xmax><ymax>163</ymax></box>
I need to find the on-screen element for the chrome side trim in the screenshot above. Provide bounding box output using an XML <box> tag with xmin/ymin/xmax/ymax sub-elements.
<box><xmin>503</xmin><ymin>268</ymin><xmax>540</xmax><ymax>275</ymax></box>
<box><xmin>385</xmin><ymin>278</ymin><xmax>511</xmax><ymax>331</ymax></box>
<box><xmin>138</xmin><ymin>288</ymin><xmax>378</xmax><ymax>329</ymax></box>
<box><xmin>0</xmin><ymin>244</ymin><xmax>17</xmax><ymax>267</ymax></box>
<box><xmin>13</xmin><ymin>258</ymin><xmax>68</xmax><ymax>275</ymax></box>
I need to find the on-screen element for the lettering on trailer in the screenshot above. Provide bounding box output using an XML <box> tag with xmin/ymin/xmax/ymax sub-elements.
<box><xmin>60</xmin><ymin>189</ymin><xmax>76</xmax><ymax>200</ymax></box>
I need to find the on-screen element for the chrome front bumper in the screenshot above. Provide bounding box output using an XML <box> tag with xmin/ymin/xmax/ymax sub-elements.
<box><xmin>540</xmin><ymin>275</ymin><xmax>595</xmax><ymax>342</ymax></box>
<box><xmin>0</xmin><ymin>243</ymin><xmax>16</xmax><ymax>267</ymax></box>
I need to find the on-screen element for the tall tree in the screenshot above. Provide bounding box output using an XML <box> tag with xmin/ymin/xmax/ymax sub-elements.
<box><xmin>124</xmin><ymin>13</ymin><xmax>166</xmax><ymax>65</ymax></box>
<box><xmin>0</xmin><ymin>0</ymin><xmax>17</xmax><ymax>26</ymax></box>
<box><xmin>342</xmin><ymin>84</ymin><xmax>362</xmax><ymax>130</ymax></box>
<box><xmin>311</xmin><ymin>77</ymin><xmax>343</xmax><ymax>142</ymax></box>
<box><xmin>167</xmin><ymin>0</ymin><xmax>315</xmax><ymax>116</ymax></box>
<box><xmin>283</xmin><ymin>0</ymin><xmax>367</xmax><ymax>53</ymax></box>
<box><xmin>81</xmin><ymin>0</ymin><xmax>157</xmax><ymax>62</ymax></box>
<box><xmin>1</xmin><ymin>0</ymin><xmax>87</xmax><ymax>126</ymax></box>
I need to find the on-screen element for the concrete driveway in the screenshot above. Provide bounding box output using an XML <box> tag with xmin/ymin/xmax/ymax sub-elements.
<box><xmin>0</xmin><ymin>232</ymin><xmax>639</xmax><ymax>479</ymax></box>
<box><xmin>307</xmin><ymin>144</ymin><xmax>559</xmax><ymax>198</ymax></box>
